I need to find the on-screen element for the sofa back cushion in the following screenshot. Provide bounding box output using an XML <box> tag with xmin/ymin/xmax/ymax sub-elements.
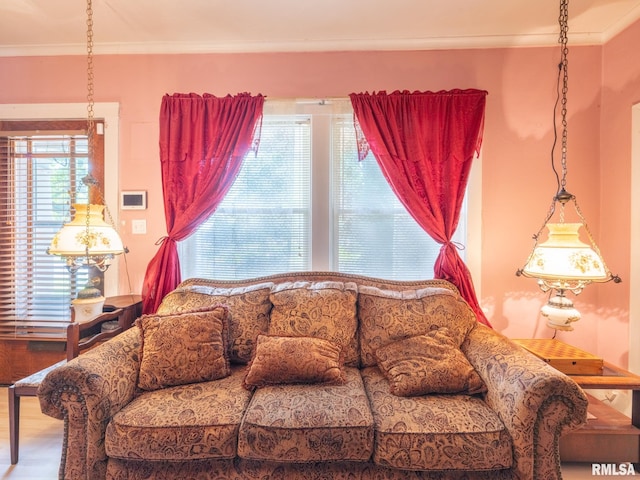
<box><xmin>358</xmin><ymin>286</ymin><xmax>477</xmax><ymax>367</ymax></box>
<box><xmin>156</xmin><ymin>282</ymin><xmax>273</xmax><ymax>364</ymax></box>
<box><xmin>268</xmin><ymin>281</ymin><xmax>359</xmax><ymax>366</ymax></box>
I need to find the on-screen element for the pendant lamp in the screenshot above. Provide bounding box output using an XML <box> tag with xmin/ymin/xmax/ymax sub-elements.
<box><xmin>516</xmin><ymin>0</ymin><xmax>620</xmax><ymax>331</ymax></box>
<box><xmin>47</xmin><ymin>0</ymin><xmax>126</xmax><ymax>321</ymax></box>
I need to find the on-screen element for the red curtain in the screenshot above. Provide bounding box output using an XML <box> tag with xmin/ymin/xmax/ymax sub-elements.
<box><xmin>141</xmin><ymin>93</ymin><xmax>264</xmax><ymax>313</ymax></box>
<box><xmin>349</xmin><ymin>89</ymin><xmax>491</xmax><ymax>327</ymax></box>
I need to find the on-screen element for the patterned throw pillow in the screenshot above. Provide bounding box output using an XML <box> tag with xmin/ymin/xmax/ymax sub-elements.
<box><xmin>136</xmin><ymin>305</ymin><xmax>231</xmax><ymax>391</ymax></box>
<box><xmin>358</xmin><ymin>285</ymin><xmax>477</xmax><ymax>367</ymax></box>
<box><xmin>269</xmin><ymin>281</ymin><xmax>359</xmax><ymax>366</ymax></box>
<box><xmin>375</xmin><ymin>327</ymin><xmax>487</xmax><ymax>397</ymax></box>
<box><xmin>243</xmin><ymin>334</ymin><xmax>346</xmax><ymax>389</ymax></box>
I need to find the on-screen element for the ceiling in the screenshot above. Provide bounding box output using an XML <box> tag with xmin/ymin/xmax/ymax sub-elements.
<box><xmin>1</xmin><ymin>0</ymin><xmax>640</xmax><ymax>57</ymax></box>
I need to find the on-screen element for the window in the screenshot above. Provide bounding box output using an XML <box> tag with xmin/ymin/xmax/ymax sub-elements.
<box><xmin>0</xmin><ymin>120</ymin><xmax>101</xmax><ymax>324</ymax></box>
<box><xmin>179</xmin><ymin>100</ymin><xmax>467</xmax><ymax>281</ymax></box>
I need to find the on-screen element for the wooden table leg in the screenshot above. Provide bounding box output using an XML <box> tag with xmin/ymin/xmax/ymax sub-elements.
<box><xmin>8</xmin><ymin>385</ymin><xmax>20</xmax><ymax>464</ymax></box>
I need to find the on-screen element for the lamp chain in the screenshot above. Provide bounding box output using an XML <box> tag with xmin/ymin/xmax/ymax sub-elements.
<box><xmin>558</xmin><ymin>0</ymin><xmax>569</xmax><ymax>192</ymax></box>
<box><xmin>83</xmin><ymin>0</ymin><xmax>116</xmax><ymax>230</ymax></box>
<box><xmin>84</xmin><ymin>0</ymin><xmax>95</xmax><ymax>263</ymax></box>
<box><xmin>86</xmin><ymin>0</ymin><xmax>95</xmax><ymax>169</ymax></box>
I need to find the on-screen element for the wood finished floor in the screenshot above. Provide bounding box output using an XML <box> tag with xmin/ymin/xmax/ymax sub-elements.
<box><xmin>0</xmin><ymin>387</ymin><xmax>602</xmax><ymax>479</ymax></box>
<box><xmin>1</xmin><ymin>388</ymin><xmax>61</xmax><ymax>479</ymax></box>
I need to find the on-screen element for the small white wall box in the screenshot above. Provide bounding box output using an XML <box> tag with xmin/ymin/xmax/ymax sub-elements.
<box><xmin>121</xmin><ymin>191</ymin><xmax>147</xmax><ymax>210</ymax></box>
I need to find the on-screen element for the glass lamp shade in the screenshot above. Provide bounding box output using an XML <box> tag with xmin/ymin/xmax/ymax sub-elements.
<box><xmin>521</xmin><ymin>222</ymin><xmax>607</xmax><ymax>288</ymax></box>
<box><xmin>48</xmin><ymin>203</ymin><xmax>124</xmax><ymax>271</ymax></box>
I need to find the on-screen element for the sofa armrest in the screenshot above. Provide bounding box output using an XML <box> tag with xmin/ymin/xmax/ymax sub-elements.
<box><xmin>462</xmin><ymin>325</ymin><xmax>588</xmax><ymax>480</ymax></box>
<box><xmin>38</xmin><ymin>327</ymin><xmax>141</xmax><ymax>480</ymax></box>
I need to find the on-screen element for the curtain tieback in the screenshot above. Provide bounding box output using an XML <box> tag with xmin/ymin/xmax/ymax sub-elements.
<box><xmin>155</xmin><ymin>236</ymin><xmax>169</xmax><ymax>246</ymax></box>
<box><xmin>442</xmin><ymin>240</ymin><xmax>465</xmax><ymax>251</ymax></box>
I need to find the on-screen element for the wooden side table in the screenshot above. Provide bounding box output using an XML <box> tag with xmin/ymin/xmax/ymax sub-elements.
<box><xmin>67</xmin><ymin>294</ymin><xmax>142</xmax><ymax>359</ymax></box>
<box><xmin>103</xmin><ymin>294</ymin><xmax>143</xmax><ymax>330</ymax></box>
<box><xmin>513</xmin><ymin>338</ymin><xmax>640</xmax><ymax>463</ymax></box>
<box><xmin>0</xmin><ymin>294</ymin><xmax>142</xmax><ymax>385</ymax></box>
<box><xmin>562</xmin><ymin>362</ymin><xmax>640</xmax><ymax>463</ymax></box>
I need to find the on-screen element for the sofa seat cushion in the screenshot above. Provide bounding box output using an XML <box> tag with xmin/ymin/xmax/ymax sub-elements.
<box><xmin>238</xmin><ymin>367</ymin><xmax>374</xmax><ymax>463</ymax></box>
<box><xmin>105</xmin><ymin>366</ymin><xmax>251</xmax><ymax>461</ymax></box>
<box><xmin>362</xmin><ymin>367</ymin><xmax>513</xmax><ymax>472</ymax></box>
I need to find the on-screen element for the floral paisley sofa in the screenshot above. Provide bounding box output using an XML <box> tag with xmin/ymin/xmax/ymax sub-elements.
<box><xmin>38</xmin><ymin>272</ymin><xmax>588</xmax><ymax>480</ymax></box>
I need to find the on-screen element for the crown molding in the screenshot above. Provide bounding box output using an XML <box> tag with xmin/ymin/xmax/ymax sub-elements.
<box><xmin>0</xmin><ymin>31</ymin><xmax>614</xmax><ymax>58</ymax></box>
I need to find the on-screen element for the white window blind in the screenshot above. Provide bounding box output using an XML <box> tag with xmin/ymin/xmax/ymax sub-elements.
<box><xmin>0</xmin><ymin>130</ymin><xmax>90</xmax><ymax>324</ymax></box>
<box><xmin>180</xmin><ymin>100</ymin><xmax>466</xmax><ymax>281</ymax></box>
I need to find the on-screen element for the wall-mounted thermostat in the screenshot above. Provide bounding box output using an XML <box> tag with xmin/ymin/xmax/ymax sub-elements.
<box><xmin>121</xmin><ymin>190</ymin><xmax>147</xmax><ymax>210</ymax></box>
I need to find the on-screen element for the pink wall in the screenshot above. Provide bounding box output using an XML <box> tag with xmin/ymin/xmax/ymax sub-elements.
<box><xmin>599</xmin><ymin>21</ymin><xmax>640</xmax><ymax>366</ymax></box>
<box><xmin>1</xmin><ymin>26</ymin><xmax>637</xmax><ymax>364</ymax></box>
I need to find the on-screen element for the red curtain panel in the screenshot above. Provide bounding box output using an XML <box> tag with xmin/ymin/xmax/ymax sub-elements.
<box><xmin>141</xmin><ymin>92</ymin><xmax>264</xmax><ymax>314</ymax></box>
<box><xmin>350</xmin><ymin>89</ymin><xmax>491</xmax><ymax>327</ymax></box>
